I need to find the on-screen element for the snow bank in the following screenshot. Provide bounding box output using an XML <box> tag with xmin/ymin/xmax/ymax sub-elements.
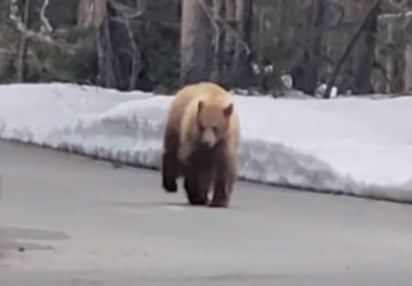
<box><xmin>1</xmin><ymin>82</ymin><xmax>412</xmax><ymax>203</ymax></box>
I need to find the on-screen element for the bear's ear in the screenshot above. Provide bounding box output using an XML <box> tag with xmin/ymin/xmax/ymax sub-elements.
<box><xmin>223</xmin><ymin>103</ymin><xmax>233</xmax><ymax>117</ymax></box>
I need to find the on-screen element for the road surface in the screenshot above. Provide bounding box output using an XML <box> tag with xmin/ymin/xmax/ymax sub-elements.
<box><xmin>0</xmin><ymin>139</ymin><xmax>411</xmax><ymax>285</ymax></box>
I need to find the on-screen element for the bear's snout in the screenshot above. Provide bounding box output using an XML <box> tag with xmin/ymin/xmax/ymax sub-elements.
<box><xmin>200</xmin><ymin>129</ymin><xmax>217</xmax><ymax>148</ymax></box>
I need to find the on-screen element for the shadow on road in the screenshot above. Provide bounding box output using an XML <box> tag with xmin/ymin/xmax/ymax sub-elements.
<box><xmin>0</xmin><ymin>225</ymin><xmax>70</xmax><ymax>253</ymax></box>
<box><xmin>107</xmin><ymin>201</ymin><xmax>203</xmax><ymax>209</ymax></box>
<box><xmin>107</xmin><ymin>200</ymin><xmax>240</xmax><ymax>210</ymax></box>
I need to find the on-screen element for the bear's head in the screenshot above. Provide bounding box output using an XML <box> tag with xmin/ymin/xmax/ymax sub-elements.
<box><xmin>196</xmin><ymin>100</ymin><xmax>234</xmax><ymax>149</ymax></box>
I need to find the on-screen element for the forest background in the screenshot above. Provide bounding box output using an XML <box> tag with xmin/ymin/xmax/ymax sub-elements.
<box><xmin>0</xmin><ymin>0</ymin><xmax>411</xmax><ymax>97</ymax></box>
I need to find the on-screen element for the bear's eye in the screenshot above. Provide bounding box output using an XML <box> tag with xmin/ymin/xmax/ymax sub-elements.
<box><xmin>213</xmin><ymin>126</ymin><xmax>218</xmax><ymax>133</ymax></box>
<box><xmin>199</xmin><ymin>124</ymin><xmax>205</xmax><ymax>131</ymax></box>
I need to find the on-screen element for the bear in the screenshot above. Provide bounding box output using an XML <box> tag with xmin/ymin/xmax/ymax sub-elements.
<box><xmin>161</xmin><ymin>81</ymin><xmax>240</xmax><ymax>208</ymax></box>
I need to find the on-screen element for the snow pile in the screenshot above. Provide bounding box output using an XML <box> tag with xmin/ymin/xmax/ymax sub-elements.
<box><xmin>1</xmin><ymin>83</ymin><xmax>412</xmax><ymax>203</ymax></box>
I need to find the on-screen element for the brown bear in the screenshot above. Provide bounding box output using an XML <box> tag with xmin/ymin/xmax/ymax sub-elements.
<box><xmin>161</xmin><ymin>81</ymin><xmax>240</xmax><ymax>207</ymax></box>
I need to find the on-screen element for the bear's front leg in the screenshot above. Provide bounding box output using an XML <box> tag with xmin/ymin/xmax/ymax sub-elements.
<box><xmin>184</xmin><ymin>167</ymin><xmax>205</xmax><ymax>205</ymax></box>
<box><xmin>183</xmin><ymin>161</ymin><xmax>214</xmax><ymax>206</ymax></box>
<box><xmin>162</xmin><ymin>129</ymin><xmax>180</xmax><ymax>193</ymax></box>
<box><xmin>162</xmin><ymin>152</ymin><xmax>178</xmax><ymax>192</ymax></box>
<box><xmin>196</xmin><ymin>164</ymin><xmax>214</xmax><ymax>205</ymax></box>
<box><xmin>210</xmin><ymin>152</ymin><xmax>236</xmax><ymax>208</ymax></box>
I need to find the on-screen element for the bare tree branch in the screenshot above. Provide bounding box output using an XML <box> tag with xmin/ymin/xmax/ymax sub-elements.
<box><xmin>16</xmin><ymin>0</ymin><xmax>30</xmax><ymax>82</ymax></box>
<box><xmin>385</xmin><ymin>0</ymin><xmax>407</xmax><ymax>13</ymax></box>
<box><xmin>323</xmin><ymin>0</ymin><xmax>383</xmax><ymax>98</ymax></box>
<box><xmin>108</xmin><ymin>0</ymin><xmax>144</xmax><ymax>90</ymax></box>
<box><xmin>9</xmin><ymin>0</ymin><xmax>54</xmax><ymax>44</ymax></box>
<box><xmin>379</xmin><ymin>10</ymin><xmax>412</xmax><ymax>20</ymax></box>
<box><xmin>197</xmin><ymin>0</ymin><xmax>251</xmax><ymax>56</ymax></box>
<box><xmin>40</xmin><ymin>0</ymin><xmax>53</xmax><ymax>33</ymax></box>
<box><xmin>109</xmin><ymin>0</ymin><xmax>145</xmax><ymax>20</ymax></box>
<box><xmin>78</xmin><ymin>0</ymin><xmax>108</xmax><ymax>28</ymax></box>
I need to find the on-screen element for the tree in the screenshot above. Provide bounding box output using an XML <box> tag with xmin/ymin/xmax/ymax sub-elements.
<box><xmin>180</xmin><ymin>0</ymin><xmax>253</xmax><ymax>89</ymax></box>
<box><xmin>77</xmin><ymin>0</ymin><xmax>112</xmax><ymax>87</ymax></box>
<box><xmin>16</xmin><ymin>0</ymin><xmax>31</xmax><ymax>82</ymax></box>
<box><xmin>219</xmin><ymin>0</ymin><xmax>253</xmax><ymax>88</ymax></box>
<box><xmin>231</xmin><ymin>0</ymin><xmax>253</xmax><ymax>88</ymax></box>
<box><xmin>223</xmin><ymin>0</ymin><xmax>235</xmax><ymax>84</ymax></box>
<box><xmin>351</xmin><ymin>0</ymin><xmax>381</xmax><ymax>94</ymax></box>
<box><xmin>180</xmin><ymin>0</ymin><xmax>213</xmax><ymax>86</ymax></box>
<box><xmin>210</xmin><ymin>0</ymin><xmax>225</xmax><ymax>83</ymax></box>
<box><xmin>77</xmin><ymin>0</ymin><xmax>107</xmax><ymax>28</ymax></box>
<box><xmin>293</xmin><ymin>0</ymin><xmax>326</xmax><ymax>95</ymax></box>
<box><xmin>405</xmin><ymin>41</ymin><xmax>412</xmax><ymax>93</ymax></box>
<box><xmin>324</xmin><ymin>0</ymin><xmax>383</xmax><ymax>98</ymax></box>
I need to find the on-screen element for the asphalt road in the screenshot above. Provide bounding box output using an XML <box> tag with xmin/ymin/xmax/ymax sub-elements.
<box><xmin>0</xmin><ymin>140</ymin><xmax>412</xmax><ymax>285</ymax></box>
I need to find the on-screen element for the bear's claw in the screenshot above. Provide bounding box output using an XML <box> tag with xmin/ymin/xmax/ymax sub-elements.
<box><xmin>187</xmin><ymin>194</ymin><xmax>208</xmax><ymax>206</ymax></box>
<box><xmin>209</xmin><ymin>198</ymin><xmax>228</xmax><ymax>208</ymax></box>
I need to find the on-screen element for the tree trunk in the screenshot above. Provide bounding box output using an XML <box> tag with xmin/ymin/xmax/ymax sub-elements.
<box><xmin>256</xmin><ymin>4</ymin><xmax>265</xmax><ymax>90</ymax></box>
<box><xmin>210</xmin><ymin>0</ymin><xmax>225</xmax><ymax>83</ymax></box>
<box><xmin>294</xmin><ymin>0</ymin><xmax>326</xmax><ymax>95</ymax></box>
<box><xmin>385</xmin><ymin>21</ymin><xmax>394</xmax><ymax>93</ymax></box>
<box><xmin>224</xmin><ymin>0</ymin><xmax>236</xmax><ymax>80</ymax></box>
<box><xmin>338</xmin><ymin>0</ymin><xmax>358</xmax><ymax>92</ymax></box>
<box><xmin>180</xmin><ymin>0</ymin><xmax>213</xmax><ymax>86</ymax></box>
<box><xmin>404</xmin><ymin>42</ymin><xmax>412</xmax><ymax>93</ymax></box>
<box><xmin>77</xmin><ymin>0</ymin><xmax>111</xmax><ymax>87</ymax></box>
<box><xmin>231</xmin><ymin>0</ymin><xmax>252</xmax><ymax>88</ymax></box>
<box><xmin>351</xmin><ymin>0</ymin><xmax>380</xmax><ymax>94</ymax></box>
<box><xmin>16</xmin><ymin>0</ymin><xmax>31</xmax><ymax>82</ymax></box>
<box><xmin>77</xmin><ymin>0</ymin><xmax>107</xmax><ymax>28</ymax></box>
<box><xmin>323</xmin><ymin>0</ymin><xmax>382</xmax><ymax>98</ymax></box>
<box><xmin>96</xmin><ymin>11</ymin><xmax>117</xmax><ymax>88</ymax></box>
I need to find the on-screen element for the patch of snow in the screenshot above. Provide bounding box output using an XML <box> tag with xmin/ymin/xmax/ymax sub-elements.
<box><xmin>1</xmin><ymin>82</ymin><xmax>412</xmax><ymax>203</ymax></box>
<box><xmin>280</xmin><ymin>74</ymin><xmax>293</xmax><ymax>90</ymax></box>
<box><xmin>315</xmin><ymin>83</ymin><xmax>338</xmax><ymax>98</ymax></box>
<box><xmin>379</xmin><ymin>10</ymin><xmax>412</xmax><ymax>20</ymax></box>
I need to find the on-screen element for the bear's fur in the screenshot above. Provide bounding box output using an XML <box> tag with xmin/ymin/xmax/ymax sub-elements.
<box><xmin>161</xmin><ymin>82</ymin><xmax>240</xmax><ymax>208</ymax></box>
